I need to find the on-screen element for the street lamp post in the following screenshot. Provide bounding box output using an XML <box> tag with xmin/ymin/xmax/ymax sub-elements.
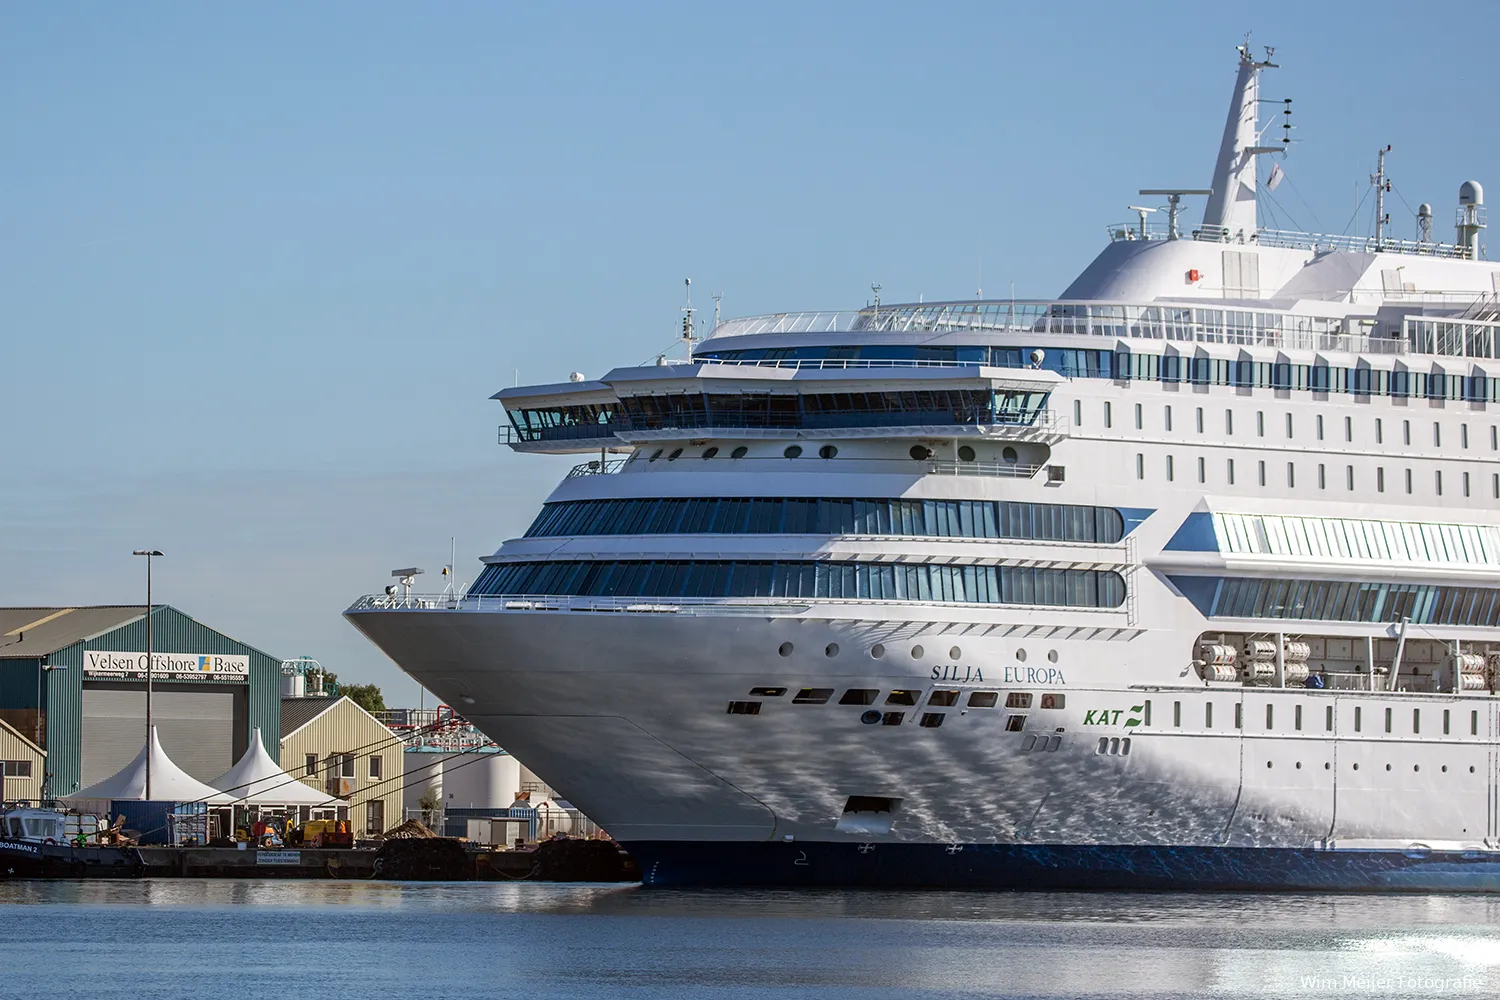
<box><xmin>133</xmin><ymin>549</ymin><xmax>163</xmax><ymax>799</ymax></box>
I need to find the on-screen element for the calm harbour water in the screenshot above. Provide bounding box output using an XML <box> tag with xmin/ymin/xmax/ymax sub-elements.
<box><xmin>2</xmin><ymin>881</ymin><xmax>1499</xmax><ymax>999</ymax></box>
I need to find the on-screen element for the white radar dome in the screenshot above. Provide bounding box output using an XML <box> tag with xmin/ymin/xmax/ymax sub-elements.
<box><xmin>1460</xmin><ymin>180</ymin><xmax>1484</xmax><ymax>206</ymax></box>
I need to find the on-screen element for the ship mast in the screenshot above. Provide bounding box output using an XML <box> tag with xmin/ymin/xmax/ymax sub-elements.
<box><xmin>1201</xmin><ymin>41</ymin><xmax>1281</xmax><ymax>241</ymax></box>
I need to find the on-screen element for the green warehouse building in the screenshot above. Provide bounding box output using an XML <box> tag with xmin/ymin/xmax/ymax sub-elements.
<box><xmin>0</xmin><ymin>606</ymin><xmax>281</xmax><ymax>799</ymax></box>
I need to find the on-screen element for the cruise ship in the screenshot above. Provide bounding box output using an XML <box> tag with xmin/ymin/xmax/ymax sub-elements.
<box><xmin>347</xmin><ymin>45</ymin><xmax>1500</xmax><ymax>889</ymax></box>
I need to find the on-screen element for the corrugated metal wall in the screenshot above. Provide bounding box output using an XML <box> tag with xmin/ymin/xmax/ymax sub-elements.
<box><xmin>45</xmin><ymin>606</ymin><xmax>281</xmax><ymax>797</ymax></box>
<box><xmin>279</xmin><ymin>698</ymin><xmax>405</xmax><ymax>834</ymax></box>
<box><xmin>0</xmin><ymin>722</ymin><xmax>45</xmax><ymax>802</ymax></box>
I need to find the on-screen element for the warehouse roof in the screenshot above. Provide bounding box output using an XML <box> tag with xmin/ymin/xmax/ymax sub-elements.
<box><xmin>0</xmin><ymin>606</ymin><xmax>147</xmax><ymax>658</ymax></box>
<box><xmin>279</xmin><ymin>695</ymin><xmax>343</xmax><ymax>738</ymax></box>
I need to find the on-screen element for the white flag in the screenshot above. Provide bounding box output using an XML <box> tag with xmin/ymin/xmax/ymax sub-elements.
<box><xmin>1266</xmin><ymin>163</ymin><xmax>1285</xmax><ymax>191</ymax></box>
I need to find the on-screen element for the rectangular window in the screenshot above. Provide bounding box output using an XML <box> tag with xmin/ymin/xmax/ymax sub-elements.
<box><xmin>1462</xmin><ymin>424</ymin><xmax>1469</xmax><ymax>449</ymax></box>
<box><xmin>1227</xmin><ymin>458</ymin><xmax>1235</xmax><ymax>485</ymax></box>
<box><xmin>1294</xmin><ymin>704</ymin><xmax>1302</xmax><ymax>731</ymax></box>
<box><xmin>1403</xmin><ymin>420</ymin><xmax>1411</xmax><ymax>446</ymax></box>
<box><xmin>305</xmin><ymin>754</ymin><xmax>318</xmax><ymax>778</ymax></box>
<box><xmin>1472</xmin><ymin>710</ymin><xmax>1479</xmax><ymax>736</ymax></box>
<box><xmin>1205</xmin><ymin>703</ymin><xmax>1213</xmax><ymax>728</ymax></box>
<box><xmin>1316</xmin><ymin>414</ymin><xmax>1325</xmax><ymax>440</ymax></box>
<box><xmin>1405</xmin><ymin>468</ymin><xmax>1413</xmax><ymax>494</ymax></box>
<box><xmin>1378</xmin><ymin>467</ymin><xmax>1386</xmax><ymax>493</ymax></box>
<box><xmin>1346</xmin><ymin>465</ymin><xmax>1354</xmax><ymax>491</ymax></box>
<box><xmin>1413</xmin><ymin>708</ymin><xmax>1420</xmax><ymax>734</ymax></box>
<box><xmin>1464</xmin><ymin>472</ymin><xmax>1471</xmax><ymax>497</ymax></box>
<box><xmin>1285</xmin><ymin>413</ymin><xmax>1294</xmax><ymax>438</ymax></box>
<box><xmin>839</xmin><ymin>689</ymin><xmax>878</xmax><ymax>706</ymax></box>
<box><xmin>1494</xmin><ymin>473</ymin><xmax>1499</xmax><ymax>499</ymax></box>
<box><xmin>1257</xmin><ymin>411</ymin><xmax>1265</xmax><ymax>437</ymax></box>
<box><xmin>918</xmin><ymin>713</ymin><xmax>945</xmax><ymax>728</ymax></box>
<box><xmin>1164</xmin><ymin>405</ymin><xmax>1173</xmax><ymax>432</ymax></box>
<box><xmin>1354</xmin><ymin>707</ymin><xmax>1362</xmax><ymax>732</ymax></box>
<box><xmin>1</xmin><ymin>760</ymin><xmax>33</xmax><ymax>777</ymax></box>
<box><xmin>1135</xmin><ymin>403</ymin><xmax>1143</xmax><ymax>430</ymax></box>
<box><xmin>1004</xmin><ymin>715</ymin><xmax>1027</xmax><ymax>732</ymax></box>
<box><xmin>967</xmin><ymin>692</ymin><xmax>999</xmax><ymax>708</ymax></box>
<box><xmin>1258</xmin><ymin>460</ymin><xmax>1266</xmax><ymax>487</ymax></box>
<box><xmin>1004</xmin><ymin>693</ymin><xmax>1033</xmax><ymax>709</ymax></box>
<box><xmin>1104</xmin><ymin>401</ymin><xmax>1112</xmax><ymax>428</ymax></box>
<box><xmin>1143</xmin><ymin>700</ymin><xmax>1152</xmax><ymax>726</ymax></box>
<box><xmin>1376</xmin><ymin>418</ymin><xmax>1383</xmax><ymax>444</ymax></box>
<box><xmin>365</xmin><ymin>799</ymin><xmax>385</xmax><ymax>837</ymax></box>
<box><xmin>794</xmin><ymin>688</ymin><xmax>835</xmax><ymax>704</ymax></box>
<box><xmin>1135</xmin><ymin>453</ymin><xmax>1144</xmax><ymax>480</ymax></box>
<box><xmin>1166</xmin><ymin>455</ymin><xmax>1174</xmax><ymax>481</ymax></box>
<box><xmin>1384</xmin><ymin>707</ymin><xmax>1392</xmax><ymax>733</ymax></box>
<box><xmin>1434</xmin><ymin>421</ymin><xmax>1442</xmax><ymax>447</ymax></box>
<box><xmin>1039</xmin><ymin>693</ymin><xmax>1065</xmax><ymax>709</ymax></box>
<box><xmin>1345</xmin><ymin>416</ymin><xmax>1353</xmax><ymax>442</ymax></box>
<box><xmin>369</xmin><ymin>755</ymin><xmax>383</xmax><ymax>780</ymax></box>
<box><xmin>1317</xmin><ymin>464</ymin><xmax>1326</xmax><ymax>490</ymax></box>
<box><xmin>340</xmin><ymin>753</ymin><xmax>355</xmax><ymax>778</ymax></box>
<box><xmin>726</xmin><ymin>701</ymin><xmax>762</xmax><ymax>715</ymax></box>
<box><xmin>1226</xmin><ymin>409</ymin><xmax>1234</xmax><ymax>435</ymax></box>
<box><xmin>1196</xmin><ymin>407</ymin><xmax>1204</xmax><ymax>433</ymax></box>
<box><xmin>1073</xmin><ymin>399</ymin><xmax>1082</xmax><ymax>425</ymax></box>
<box><xmin>885</xmin><ymin>690</ymin><xmax>918</xmax><ymax>707</ymax></box>
<box><xmin>1436</xmin><ymin>470</ymin><xmax>1443</xmax><ymax>496</ymax></box>
<box><xmin>1265</xmin><ymin>704</ymin><xmax>1274</xmax><ymax>730</ymax></box>
<box><xmin>1326</xmin><ymin>705</ymin><xmax>1334</xmax><ymax>732</ymax></box>
<box><xmin>1287</xmin><ymin>462</ymin><xmax>1295</xmax><ymax>488</ymax></box>
<box><xmin>1197</xmin><ymin>456</ymin><xmax>1206</xmax><ymax>483</ymax></box>
<box><xmin>1234</xmin><ymin>703</ymin><xmax>1243</xmax><ymax>729</ymax></box>
<box><xmin>1173</xmin><ymin>700</ymin><xmax>1182</xmax><ymax>727</ymax></box>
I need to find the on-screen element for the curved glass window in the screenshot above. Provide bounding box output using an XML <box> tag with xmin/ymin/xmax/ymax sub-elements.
<box><xmin>471</xmin><ymin>560</ymin><xmax>1126</xmax><ymax>609</ymax></box>
<box><xmin>1213</xmin><ymin>512</ymin><xmax>1500</xmax><ymax>566</ymax></box>
<box><xmin>1177</xmin><ymin>576</ymin><xmax>1500</xmax><ymax>628</ymax></box>
<box><xmin>523</xmin><ymin>498</ymin><xmax>1125</xmax><ymax>543</ymax></box>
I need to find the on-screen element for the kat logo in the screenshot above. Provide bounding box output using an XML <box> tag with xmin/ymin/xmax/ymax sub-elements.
<box><xmin>1084</xmin><ymin>705</ymin><xmax>1145</xmax><ymax>727</ymax></box>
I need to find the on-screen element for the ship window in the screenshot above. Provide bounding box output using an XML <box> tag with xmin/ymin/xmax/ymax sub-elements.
<box><xmin>1196</xmin><ymin>407</ymin><xmax>1204</xmax><ymax>433</ymax></box>
<box><xmin>1294</xmin><ymin>704</ymin><xmax>1302</xmax><ymax>731</ymax></box>
<box><xmin>1258</xmin><ymin>461</ymin><xmax>1266</xmax><ymax>487</ymax></box>
<box><xmin>1104</xmin><ymin>401</ymin><xmax>1112</xmax><ymax>427</ymax></box>
<box><xmin>702</xmin><ymin>447</ymin><xmax>719</xmax><ymax>459</ymax></box>
<box><xmin>1462</xmin><ymin>423</ymin><xmax>1470</xmax><ymax>449</ymax></box>
<box><xmin>1345</xmin><ymin>416</ymin><xmax>1353</xmax><ymax>442</ymax></box>
<box><xmin>1266</xmin><ymin>704</ymin><xmax>1274</xmax><ymax>730</ymax></box>
<box><xmin>967</xmin><ymin>692</ymin><xmax>999</xmax><ymax>708</ymax></box>
<box><xmin>1464</xmin><ymin>472</ymin><xmax>1471</xmax><ymax>497</ymax></box>
<box><xmin>1472</xmin><ymin>710</ymin><xmax>1479</xmax><ymax>736</ymax></box>
<box><xmin>1134</xmin><ymin>403</ymin><xmax>1143</xmax><ymax>430</ymax></box>
<box><xmin>726</xmin><ymin>701</ymin><xmax>762</xmax><ymax>715</ymax></box>
<box><xmin>1285</xmin><ymin>413</ymin><xmax>1293</xmax><ymax>438</ymax></box>
<box><xmin>1173</xmin><ymin>700</ymin><xmax>1181</xmax><ymax>727</ymax></box>
<box><xmin>1326</xmin><ymin>705</ymin><xmax>1334</xmax><ymax>732</ymax></box>
<box><xmin>1198</xmin><ymin>456</ymin><xmax>1206</xmax><ymax>483</ymax></box>
<box><xmin>1257</xmin><ymin>412</ymin><xmax>1265</xmax><ymax>437</ymax></box>
<box><xmin>1002</xmin><ymin>447</ymin><xmax>1019</xmax><ymax>463</ymax></box>
<box><xmin>667</xmin><ymin>448</ymin><xmax>683</xmax><ymax>461</ymax></box>
<box><xmin>885</xmin><ymin>690</ymin><xmax>918</xmax><ymax>706</ymax></box>
<box><xmin>1136</xmin><ymin>453</ymin><xmax>1144</xmax><ymax>480</ymax></box>
<box><xmin>919</xmin><ymin>713</ymin><xmax>945</xmax><ymax>728</ymax></box>
<box><xmin>1434</xmin><ymin>421</ymin><xmax>1442</xmax><ymax>447</ymax></box>
<box><xmin>1443</xmin><ymin>709</ymin><xmax>1450</xmax><ymax>735</ymax></box>
<box><xmin>784</xmin><ymin>445</ymin><xmax>802</xmax><ymax>459</ymax></box>
<box><xmin>749</xmin><ymin>687</ymin><xmax>787</xmax><ymax>697</ymax></box>
<box><xmin>792</xmin><ymin>688</ymin><xmax>833</xmax><ymax>704</ymax></box>
<box><xmin>1227</xmin><ymin>458</ymin><xmax>1235</xmax><ymax>485</ymax></box>
<box><xmin>929</xmin><ymin>690</ymin><xmax>959</xmax><ymax>707</ymax></box>
<box><xmin>1225</xmin><ymin>409</ymin><xmax>1234</xmax><ymax>435</ymax></box>
<box><xmin>1378</xmin><ymin>467</ymin><xmax>1386</xmax><ymax>492</ymax></box>
<box><xmin>1004</xmin><ymin>715</ymin><xmax>1027</xmax><ymax>732</ymax></box>
<box><xmin>1040</xmin><ymin>693</ymin><xmax>1065</xmax><ymax>709</ymax></box>
<box><xmin>1318</xmin><ymin>464</ymin><xmax>1326</xmax><ymax>490</ymax></box>
<box><xmin>881</xmin><ymin>711</ymin><xmax>905</xmax><ymax>726</ymax></box>
<box><xmin>1164</xmin><ymin>405</ymin><xmax>1173</xmax><ymax>431</ymax></box>
<box><xmin>1005</xmin><ymin>693</ymin><xmax>1033</xmax><ymax>709</ymax></box>
<box><xmin>1347</xmin><ymin>466</ymin><xmax>1354</xmax><ymax>491</ymax></box>
<box><xmin>1316</xmin><ymin>415</ymin><xmax>1324</xmax><ymax>440</ymax></box>
<box><xmin>1413</xmin><ymin>708</ymin><xmax>1420</xmax><ymax>734</ymax></box>
<box><xmin>1376</xmin><ymin>418</ymin><xmax>1383</xmax><ymax>444</ymax></box>
<box><xmin>731</xmin><ymin>446</ymin><xmax>748</xmax><ymax>459</ymax></box>
<box><xmin>839</xmin><ymin>689</ymin><xmax>879</xmax><ymax>706</ymax></box>
<box><xmin>1385</xmin><ymin>707</ymin><xmax>1393</xmax><ymax>733</ymax></box>
<box><xmin>1205</xmin><ymin>703</ymin><xmax>1213</xmax><ymax>728</ymax></box>
<box><xmin>1166</xmin><ymin>455</ymin><xmax>1174</xmax><ymax>482</ymax></box>
<box><xmin>1436</xmin><ymin>470</ymin><xmax>1443</xmax><ymax>496</ymax></box>
<box><xmin>1355</xmin><ymin>707</ymin><xmax>1362</xmax><ymax>732</ymax></box>
<box><xmin>649</xmin><ymin>449</ymin><xmax>664</xmax><ymax>461</ymax></box>
<box><xmin>818</xmin><ymin>445</ymin><xmax>838</xmax><ymax>459</ymax></box>
<box><xmin>958</xmin><ymin>445</ymin><xmax>976</xmax><ymax>462</ymax></box>
<box><xmin>1073</xmin><ymin>400</ymin><xmax>1082</xmax><ymax>425</ymax></box>
<box><xmin>1234</xmin><ymin>703</ymin><xmax>1243</xmax><ymax>729</ymax></box>
<box><xmin>1403</xmin><ymin>420</ymin><xmax>1411</xmax><ymax>445</ymax></box>
<box><xmin>1287</xmin><ymin>462</ymin><xmax>1295</xmax><ymax>488</ymax></box>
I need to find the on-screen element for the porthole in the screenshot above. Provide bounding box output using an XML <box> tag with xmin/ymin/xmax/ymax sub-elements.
<box><xmin>860</xmin><ymin>710</ymin><xmax>881</xmax><ymax>725</ymax></box>
<box><xmin>1047</xmin><ymin>649</ymin><xmax>1059</xmax><ymax>664</ymax></box>
<box><xmin>909</xmin><ymin>445</ymin><xmax>932</xmax><ymax>461</ymax></box>
<box><xmin>911</xmin><ymin>645</ymin><xmax>924</xmax><ymax>659</ymax></box>
<box><xmin>1413</xmin><ymin>764</ymin><xmax>1420</xmax><ymax>772</ymax></box>
<box><xmin>649</xmin><ymin>449</ymin><xmax>664</xmax><ymax>462</ymax></box>
<box><xmin>1353</xmin><ymin>763</ymin><xmax>1360</xmax><ymax>771</ymax></box>
<box><xmin>667</xmin><ymin>448</ymin><xmax>683</xmax><ymax>461</ymax></box>
<box><xmin>731</xmin><ymin>446</ymin><xmax>749</xmax><ymax>459</ymax></box>
<box><xmin>783</xmin><ymin>445</ymin><xmax>803</xmax><ymax>459</ymax></box>
<box><xmin>870</xmin><ymin>644</ymin><xmax>885</xmax><ymax>659</ymax></box>
<box><xmin>1471</xmin><ymin>766</ymin><xmax>1477</xmax><ymax>773</ymax></box>
<box><xmin>948</xmin><ymin>646</ymin><xmax>962</xmax><ymax>660</ymax></box>
<box><xmin>1295</xmin><ymin>762</ymin><xmax>1302</xmax><ymax>769</ymax></box>
<box><xmin>1002</xmin><ymin>446</ymin><xmax>1019</xmax><ymax>463</ymax></box>
<box><xmin>777</xmin><ymin>642</ymin><xmax>793</xmax><ymax>657</ymax></box>
<box><xmin>825</xmin><ymin>643</ymin><xmax>839</xmax><ymax>658</ymax></box>
<box><xmin>957</xmin><ymin>445</ymin><xmax>976</xmax><ymax>462</ymax></box>
<box><xmin>818</xmin><ymin>445</ymin><xmax>838</xmax><ymax>459</ymax></box>
<box><xmin>1385</xmin><ymin>764</ymin><xmax>1392</xmax><ymax>771</ymax></box>
<box><xmin>1442</xmin><ymin>765</ymin><xmax>1449</xmax><ymax>773</ymax></box>
<box><xmin>1266</xmin><ymin>761</ymin><xmax>1273</xmax><ymax>769</ymax></box>
<box><xmin>701</xmin><ymin>446</ymin><xmax>719</xmax><ymax>459</ymax></box>
<box><xmin>1015</xmin><ymin>649</ymin><xmax>1027</xmax><ymax>663</ymax></box>
<box><xmin>1324</xmin><ymin>763</ymin><xmax>1331</xmax><ymax>770</ymax></box>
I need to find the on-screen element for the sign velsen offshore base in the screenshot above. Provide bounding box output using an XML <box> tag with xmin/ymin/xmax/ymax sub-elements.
<box><xmin>82</xmin><ymin>651</ymin><xmax>250</xmax><ymax>681</ymax></box>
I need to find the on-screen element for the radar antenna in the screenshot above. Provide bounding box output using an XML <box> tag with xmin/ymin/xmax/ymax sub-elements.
<box><xmin>1139</xmin><ymin>190</ymin><xmax>1213</xmax><ymax>241</ymax></box>
<box><xmin>1125</xmin><ymin>205</ymin><xmax>1157</xmax><ymax>240</ymax></box>
<box><xmin>1371</xmin><ymin>145</ymin><xmax>1392</xmax><ymax>249</ymax></box>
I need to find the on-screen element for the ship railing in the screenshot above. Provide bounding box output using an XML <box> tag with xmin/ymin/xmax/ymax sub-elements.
<box><xmin>707</xmin><ymin>299</ymin><xmax>1408</xmax><ymax>356</ymax></box>
<box><xmin>348</xmin><ymin>592</ymin><xmax>1125</xmax><ymax>616</ymax></box>
<box><xmin>565</xmin><ymin>457</ymin><xmax>631</xmax><ymax>478</ymax></box>
<box><xmin>1108</xmin><ymin>221</ymin><xmax>1471</xmax><ymax>259</ymax></box>
<box><xmin>559</xmin><ymin>454</ymin><xmax>1048</xmax><ymax>479</ymax></box>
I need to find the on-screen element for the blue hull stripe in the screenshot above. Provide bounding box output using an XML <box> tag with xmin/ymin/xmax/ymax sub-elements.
<box><xmin>627</xmin><ymin>842</ymin><xmax>1500</xmax><ymax>892</ymax></box>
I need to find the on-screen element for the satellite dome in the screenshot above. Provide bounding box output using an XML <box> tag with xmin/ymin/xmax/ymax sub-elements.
<box><xmin>1459</xmin><ymin>180</ymin><xmax>1484</xmax><ymax>206</ymax></box>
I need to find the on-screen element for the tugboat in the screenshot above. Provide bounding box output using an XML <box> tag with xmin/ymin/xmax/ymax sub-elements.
<box><xmin>0</xmin><ymin>802</ymin><xmax>143</xmax><ymax>878</ymax></box>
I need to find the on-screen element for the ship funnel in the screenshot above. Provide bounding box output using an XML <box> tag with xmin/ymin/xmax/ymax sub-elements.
<box><xmin>1457</xmin><ymin>181</ymin><xmax>1486</xmax><ymax>260</ymax></box>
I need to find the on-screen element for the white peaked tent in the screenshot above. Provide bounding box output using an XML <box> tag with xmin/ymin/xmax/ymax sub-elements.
<box><xmin>63</xmin><ymin>726</ymin><xmax>234</xmax><ymax>804</ymax></box>
<box><xmin>209</xmin><ymin>727</ymin><xmax>339</xmax><ymax>806</ymax></box>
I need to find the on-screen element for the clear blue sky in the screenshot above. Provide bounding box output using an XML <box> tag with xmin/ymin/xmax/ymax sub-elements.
<box><xmin>3</xmin><ymin>1</ymin><xmax>1496</xmax><ymax>701</ymax></box>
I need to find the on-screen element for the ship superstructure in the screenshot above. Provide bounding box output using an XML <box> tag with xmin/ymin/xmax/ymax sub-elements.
<box><xmin>348</xmin><ymin>45</ymin><xmax>1500</xmax><ymax>889</ymax></box>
